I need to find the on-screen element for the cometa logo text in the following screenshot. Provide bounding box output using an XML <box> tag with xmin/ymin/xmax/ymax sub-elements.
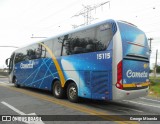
<box><xmin>126</xmin><ymin>70</ymin><xmax>148</xmax><ymax>78</ymax></box>
<box><xmin>20</xmin><ymin>62</ymin><xmax>34</xmax><ymax>69</ymax></box>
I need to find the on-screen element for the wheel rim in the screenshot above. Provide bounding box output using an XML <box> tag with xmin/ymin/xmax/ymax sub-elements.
<box><xmin>69</xmin><ymin>86</ymin><xmax>77</xmax><ymax>100</ymax></box>
<box><xmin>14</xmin><ymin>78</ymin><xmax>17</xmax><ymax>85</ymax></box>
<box><xmin>55</xmin><ymin>84</ymin><xmax>61</xmax><ymax>96</ymax></box>
<box><xmin>14</xmin><ymin>78</ymin><xmax>17</xmax><ymax>83</ymax></box>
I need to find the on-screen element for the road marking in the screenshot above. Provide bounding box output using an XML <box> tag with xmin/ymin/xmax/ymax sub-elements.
<box><xmin>1</xmin><ymin>101</ymin><xmax>44</xmax><ymax>124</ymax></box>
<box><xmin>140</xmin><ymin>97</ymin><xmax>160</xmax><ymax>103</ymax></box>
<box><xmin>123</xmin><ymin>100</ymin><xmax>160</xmax><ymax>109</ymax></box>
<box><xmin>0</xmin><ymin>84</ymin><xmax>138</xmax><ymax>124</ymax></box>
<box><xmin>1</xmin><ymin>101</ymin><xmax>26</xmax><ymax>115</ymax></box>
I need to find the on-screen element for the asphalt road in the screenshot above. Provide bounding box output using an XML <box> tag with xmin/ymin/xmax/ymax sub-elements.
<box><xmin>0</xmin><ymin>77</ymin><xmax>160</xmax><ymax>124</ymax></box>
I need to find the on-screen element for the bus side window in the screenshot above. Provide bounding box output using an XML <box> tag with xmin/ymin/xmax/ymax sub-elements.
<box><xmin>73</xmin><ymin>47</ymin><xmax>84</xmax><ymax>54</ymax></box>
<box><xmin>27</xmin><ymin>48</ymin><xmax>36</xmax><ymax>60</ymax></box>
<box><xmin>62</xmin><ymin>36</ymin><xmax>75</xmax><ymax>55</ymax></box>
<box><xmin>34</xmin><ymin>43</ymin><xmax>47</xmax><ymax>58</ymax></box>
<box><xmin>15</xmin><ymin>52</ymin><xmax>25</xmax><ymax>64</ymax></box>
<box><xmin>43</xmin><ymin>41</ymin><xmax>53</xmax><ymax>58</ymax></box>
<box><xmin>53</xmin><ymin>39</ymin><xmax>62</xmax><ymax>57</ymax></box>
<box><xmin>62</xmin><ymin>28</ymin><xmax>97</xmax><ymax>55</ymax></box>
<box><xmin>22</xmin><ymin>48</ymin><xmax>28</xmax><ymax>61</ymax></box>
<box><xmin>96</xmin><ymin>24</ymin><xmax>113</xmax><ymax>50</ymax></box>
<box><xmin>62</xmin><ymin>23</ymin><xmax>113</xmax><ymax>56</ymax></box>
<box><xmin>86</xmin><ymin>44</ymin><xmax>94</xmax><ymax>52</ymax></box>
<box><xmin>40</xmin><ymin>44</ymin><xmax>46</xmax><ymax>58</ymax></box>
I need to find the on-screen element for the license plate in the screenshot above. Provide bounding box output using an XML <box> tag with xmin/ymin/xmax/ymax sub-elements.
<box><xmin>136</xmin><ymin>84</ymin><xmax>142</xmax><ymax>87</ymax></box>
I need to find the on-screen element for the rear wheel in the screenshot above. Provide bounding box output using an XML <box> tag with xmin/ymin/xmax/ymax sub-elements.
<box><xmin>53</xmin><ymin>80</ymin><xmax>64</xmax><ymax>99</ymax></box>
<box><xmin>67</xmin><ymin>83</ymin><xmax>78</xmax><ymax>103</ymax></box>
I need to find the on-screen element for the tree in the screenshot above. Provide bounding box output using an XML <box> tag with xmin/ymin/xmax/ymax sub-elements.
<box><xmin>156</xmin><ymin>65</ymin><xmax>160</xmax><ymax>73</ymax></box>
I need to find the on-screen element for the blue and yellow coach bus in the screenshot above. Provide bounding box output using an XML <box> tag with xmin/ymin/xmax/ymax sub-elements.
<box><xmin>6</xmin><ymin>19</ymin><xmax>150</xmax><ymax>102</ymax></box>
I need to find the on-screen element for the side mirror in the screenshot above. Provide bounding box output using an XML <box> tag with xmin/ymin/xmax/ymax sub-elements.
<box><xmin>5</xmin><ymin>58</ymin><xmax>10</xmax><ymax>67</ymax></box>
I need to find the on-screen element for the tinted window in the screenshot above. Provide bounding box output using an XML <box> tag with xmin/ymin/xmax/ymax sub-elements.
<box><xmin>38</xmin><ymin>43</ymin><xmax>46</xmax><ymax>58</ymax></box>
<box><xmin>62</xmin><ymin>23</ymin><xmax>113</xmax><ymax>55</ymax></box>
<box><xmin>26</xmin><ymin>45</ymin><xmax>37</xmax><ymax>60</ymax></box>
<box><xmin>43</xmin><ymin>40</ymin><xmax>53</xmax><ymax>58</ymax></box>
<box><xmin>26</xmin><ymin>44</ymin><xmax>46</xmax><ymax>60</ymax></box>
<box><xmin>118</xmin><ymin>22</ymin><xmax>149</xmax><ymax>57</ymax></box>
<box><xmin>15</xmin><ymin>43</ymin><xmax>47</xmax><ymax>64</ymax></box>
<box><xmin>53</xmin><ymin>38</ymin><xmax>63</xmax><ymax>57</ymax></box>
<box><xmin>15</xmin><ymin>48</ymin><xmax>27</xmax><ymax>63</ymax></box>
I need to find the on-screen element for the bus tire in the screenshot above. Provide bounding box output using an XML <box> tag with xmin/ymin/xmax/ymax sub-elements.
<box><xmin>53</xmin><ymin>80</ymin><xmax>64</xmax><ymax>99</ymax></box>
<box><xmin>13</xmin><ymin>77</ymin><xmax>20</xmax><ymax>88</ymax></box>
<box><xmin>67</xmin><ymin>82</ymin><xmax>78</xmax><ymax>103</ymax></box>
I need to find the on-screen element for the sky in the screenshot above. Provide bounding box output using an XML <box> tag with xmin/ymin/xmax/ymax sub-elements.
<box><xmin>0</xmin><ymin>0</ymin><xmax>160</xmax><ymax>69</ymax></box>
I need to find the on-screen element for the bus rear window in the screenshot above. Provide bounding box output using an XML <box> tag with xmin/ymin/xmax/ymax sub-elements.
<box><xmin>118</xmin><ymin>22</ymin><xmax>149</xmax><ymax>57</ymax></box>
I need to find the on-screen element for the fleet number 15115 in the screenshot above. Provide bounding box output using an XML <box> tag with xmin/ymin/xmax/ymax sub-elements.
<box><xmin>97</xmin><ymin>52</ymin><xmax>110</xmax><ymax>60</ymax></box>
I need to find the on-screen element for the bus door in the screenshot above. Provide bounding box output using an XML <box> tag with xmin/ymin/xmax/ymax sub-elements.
<box><xmin>6</xmin><ymin>53</ymin><xmax>15</xmax><ymax>83</ymax></box>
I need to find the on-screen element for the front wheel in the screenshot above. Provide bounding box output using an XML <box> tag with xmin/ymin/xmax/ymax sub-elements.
<box><xmin>53</xmin><ymin>80</ymin><xmax>64</xmax><ymax>99</ymax></box>
<box><xmin>67</xmin><ymin>83</ymin><xmax>78</xmax><ymax>103</ymax></box>
<box><xmin>13</xmin><ymin>77</ymin><xmax>20</xmax><ymax>88</ymax></box>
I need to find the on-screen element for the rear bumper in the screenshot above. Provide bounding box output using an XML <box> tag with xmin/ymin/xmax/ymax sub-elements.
<box><xmin>123</xmin><ymin>82</ymin><xmax>150</xmax><ymax>89</ymax></box>
<box><xmin>112</xmin><ymin>86</ymin><xmax>149</xmax><ymax>100</ymax></box>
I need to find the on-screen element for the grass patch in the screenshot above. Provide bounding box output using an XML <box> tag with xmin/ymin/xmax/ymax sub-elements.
<box><xmin>149</xmin><ymin>77</ymin><xmax>160</xmax><ymax>97</ymax></box>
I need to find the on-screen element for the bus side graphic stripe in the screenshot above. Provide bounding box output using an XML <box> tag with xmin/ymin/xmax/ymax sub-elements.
<box><xmin>39</xmin><ymin>59</ymin><xmax>53</xmax><ymax>88</ymax></box>
<box><xmin>22</xmin><ymin>58</ymin><xmax>50</xmax><ymax>84</ymax></box>
<box><xmin>39</xmin><ymin>42</ymin><xmax>66</xmax><ymax>87</ymax></box>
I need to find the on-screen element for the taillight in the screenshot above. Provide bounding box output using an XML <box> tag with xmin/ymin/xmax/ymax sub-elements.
<box><xmin>116</xmin><ymin>61</ymin><xmax>123</xmax><ymax>89</ymax></box>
